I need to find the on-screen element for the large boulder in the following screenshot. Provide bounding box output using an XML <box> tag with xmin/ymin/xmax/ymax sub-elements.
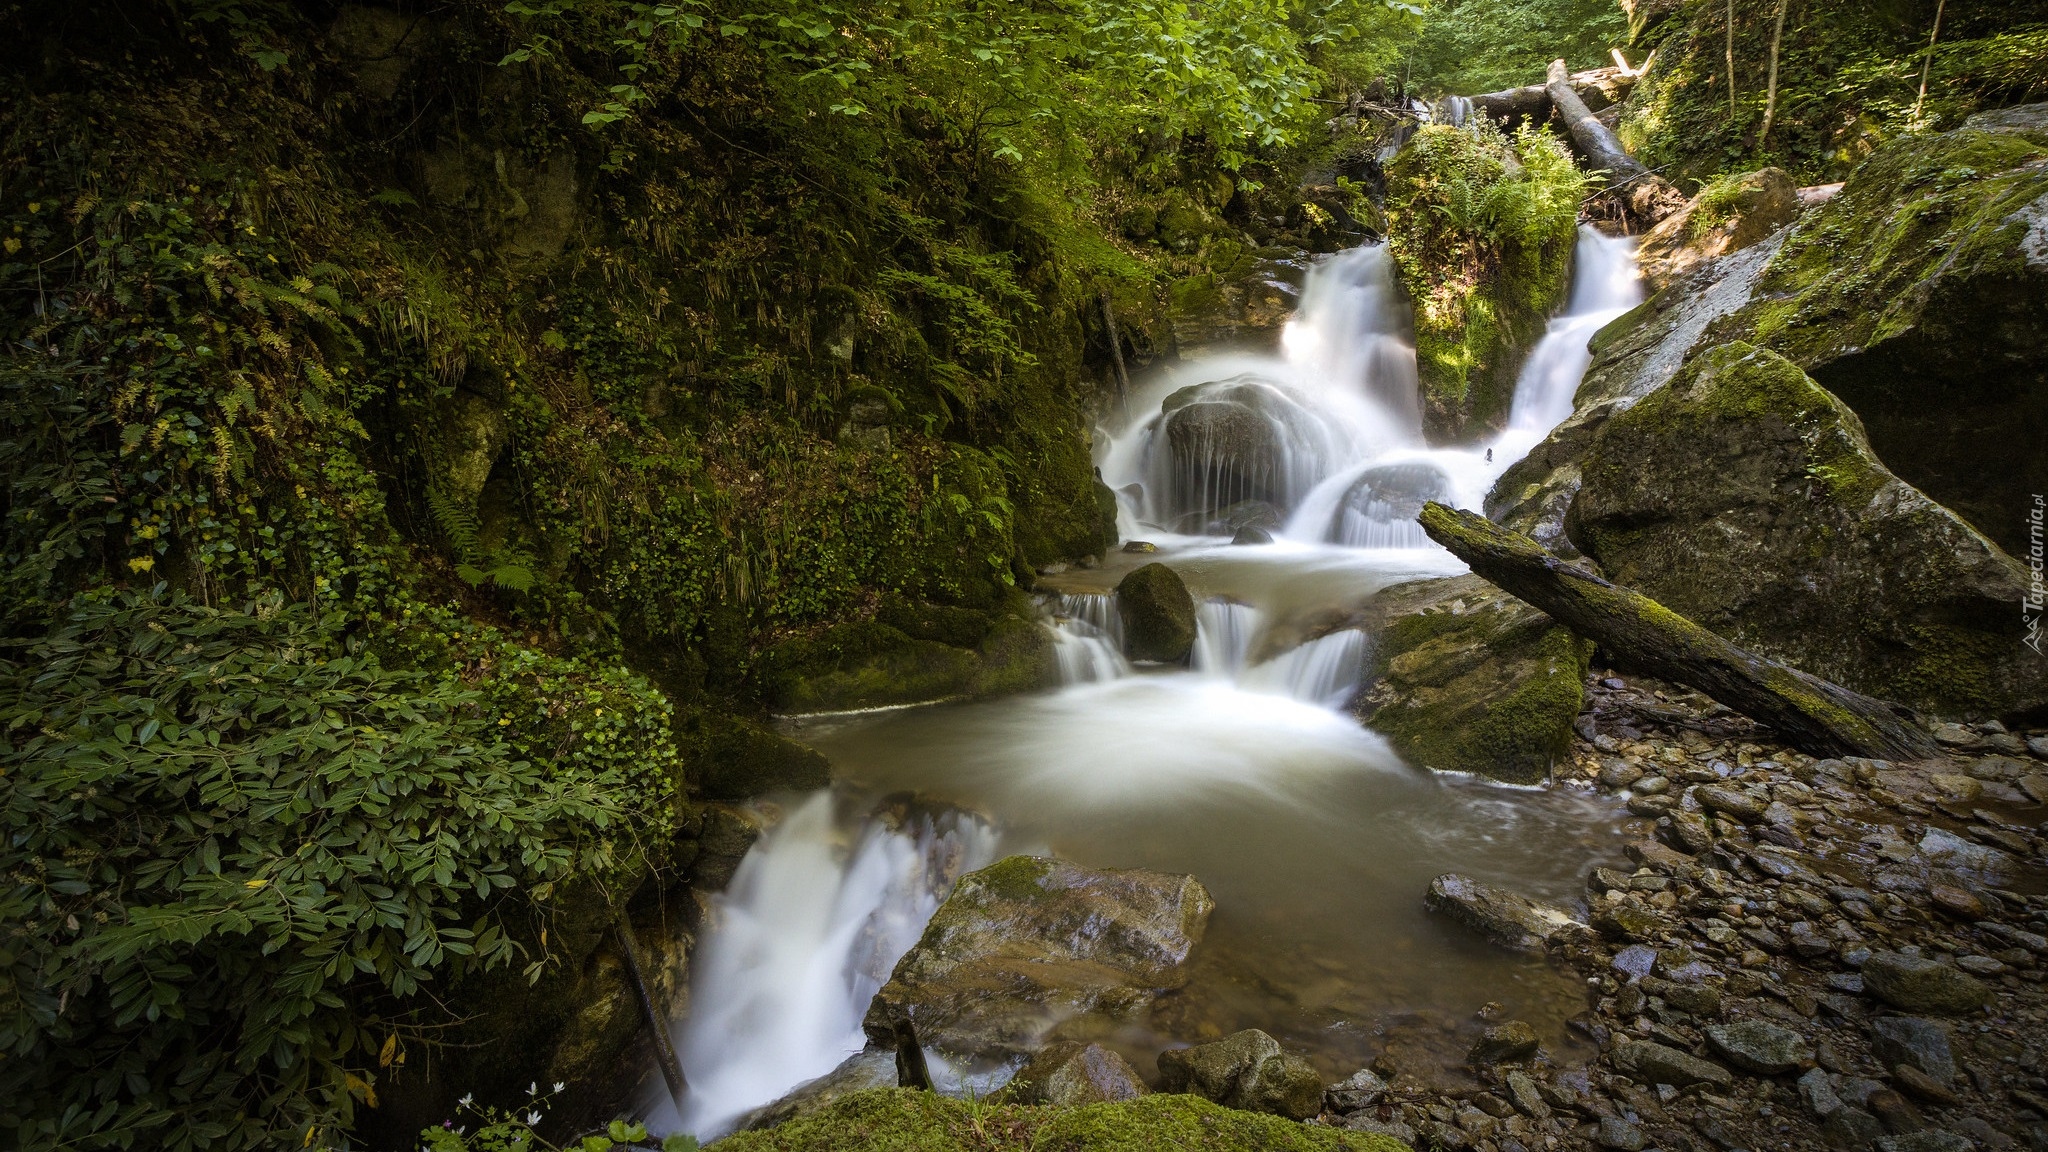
<box><xmin>1116</xmin><ymin>563</ymin><xmax>1197</xmax><ymax>663</ymax></box>
<box><xmin>1154</xmin><ymin>375</ymin><xmax>1326</xmax><ymax>522</ymax></box>
<box><xmin>1352</xmin><ymin>575</ymin><xmax>1590</xmax><ymax>783</ymax></box>
<box><xmin>757</xmin><ymin>606</ymin><xmax>1054</xmax><ymax>713</ymax></box>
<box><xmin>1711</xmin><ymin>119</ymin><xmax>2048</xmax><ymax>557</ymax></box>
<box><xmin>1861</xmin><ymin>952</ymin><xmax>1993</xmax><ymax>1015</ymax></box>
<box><xmin>862</xmin><ymin>855</ymin><xmax>1213</xmax><ymax>1061</ymax></box>
<box><xmin>1157</xmin><ymin>1029</ymin><xmax>1324</xmax><ymax>1120</ymax></box>
<box><xmin>1566</xmin><ymin>343</ymin><xmax>2044</xmax><ymax>719</ymax></box>
<box><xmin>1322</xmin><ymin>462</ymin><xmax>1453</xmax><ymax>546</ymax></box>
<box><xmin>1163</xmin><ymin>244</ymin><xmax>1311</xmax><ymax>358</ymax></box>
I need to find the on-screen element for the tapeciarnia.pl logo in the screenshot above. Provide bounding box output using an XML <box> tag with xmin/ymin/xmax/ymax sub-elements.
<box><xmin>2027</xmin><ymin>494</ymin><xmax>2045</xmax><ymax>655</ymax></box>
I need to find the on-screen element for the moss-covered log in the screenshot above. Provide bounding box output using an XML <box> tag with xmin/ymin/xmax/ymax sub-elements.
<box><xmin>1417</xmin><ymin>503</ymin><xmax>1938</xmax><ymax>761</ymax></box>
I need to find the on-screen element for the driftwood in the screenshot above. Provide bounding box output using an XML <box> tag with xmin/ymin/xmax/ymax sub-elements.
<box><xmin>1417</xmin><ymin>503</ymin><xmax>1939</xmax><ymax>763</ymax></box>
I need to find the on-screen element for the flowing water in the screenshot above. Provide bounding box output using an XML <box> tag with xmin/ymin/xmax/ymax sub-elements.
<box><xmin>658</xmin><ymin>228</ymin><xmax>1645</xmax><ymax>1140</ymax></box>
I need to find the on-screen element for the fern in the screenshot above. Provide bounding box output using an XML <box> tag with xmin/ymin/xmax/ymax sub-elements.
<box><xmin>428</xmin><ymin>485</ymin><xmax>535</xmax><ymax>593</ymax></box>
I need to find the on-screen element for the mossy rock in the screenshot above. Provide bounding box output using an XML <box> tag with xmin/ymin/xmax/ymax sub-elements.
<box><xmin>1384</xmin><ymin>124</ymin><xmax>1580</xmax><ymax>444</ymax></box>
<box><xmin>1565</xmin><ymin>342</ymin><xmax>2044</xmax><ymax>719</ymax></box>
<box><xmin>862</xmin><ymin>855</ymin><xmax>1213</xmax><ymax>1061</ymax></box>
<box><xmin>714</xmin><ymin>1088</ymin><xmax>1409</xmax><ymax>1152</ymax></box>
<box><xmin>1353</xmin><ymin>574</ymin><xmax>1590</xmax><ymax>784</ymax></box>
<box><xmin>698</xmin><ymin>714</ymin><xmax>832</xmax><ymax>801</ymax></box>
<box><xmin>1115</xmin><ymin>563</ymin><xmax>1197</xmax><ymax>663</ymax></box>
<box><xmin>1709</xmin><ymin>123</ymin><xmax>2048</xmax><ymax>556</ymax></box>
<box><xmin>759</xmin><ymin>603</ymin><xmax>1053</xmax><ymax>713</ymax></box>
<box><xmin>1636</xmin><ymin>168</ymin><xmax>1803</xmax><ymax>291</ymax></box>
<box><xmin>1163</xmin><ymin>247</ymin><xmax>1308</xmax><ymax>357</ymax></box>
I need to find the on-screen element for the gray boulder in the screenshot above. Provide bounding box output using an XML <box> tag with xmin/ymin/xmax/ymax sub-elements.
<box><xmin>1870</xmin><ymin>1016</ymin><xmax>1956</xmax><ymax>1083</ymax></box>
<box><xmin>1611</xmin><ymin>1040</ymin><xmax>1734</xmax><ymax>1089</ymax></box>
<box><xmin>732</xmin><ymin>1049</ymin><xmax>897</xmax><ymax>1131</ymax></box>
<box><xmin>863</xmin><ymin>855</ymin><xmax>1212</xmax><ymax>1060</ymax></box>
<box><xmin>1704</xmin><ymin>1020</ymin><xmax>1812</xmax><ymax>1075</ymax></box>
<box><xmin>1861</xmin><ymin>952</ymin><xmax>1992</xmax><ymax>1015</ymax></box>
<box><xmin>1157</xmin><ymin>1028</ymin><xmax>1323</xmax><ymax>1120</ymax></box>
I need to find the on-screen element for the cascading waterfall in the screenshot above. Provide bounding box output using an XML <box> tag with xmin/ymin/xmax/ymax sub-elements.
<box><xmin>665</xmin><ymin>794</ymin><xmax>997</xmax><ymax>1139</ymax></box>
<box><xmin>657</xmin><ymin>228</ymin><xmax>1641</xmax><ymax>1141</ymax></box>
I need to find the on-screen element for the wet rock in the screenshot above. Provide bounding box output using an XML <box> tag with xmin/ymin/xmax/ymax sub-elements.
<box><xmin>1157</xmin><ymin>376</ymin><xmax>1318</xmax><ymax>517</ymax></box>
<box><xmin>1468</xmin><ymin>1020</ymin><xmax>1540</xmax><ymax>1064</ymax></box>
<box><xmin>1505</xmin><ymin>1070</ymin><xmax>1551</xmax><ymax>1119</ymax></box>
<box><xmin>1662</xmin><ymin>810</ymin><xmax>1714</xmax><ymax>854</ymax></box>
<box><xmin>1157</xmin><ymin>1029</ymin><xmax>1323</xmax><ymax>1120</ymax></box>
<box><xmin>1115</xmin><ymin>563</ymin><xmax>1196</xmax><ymax>663</ymax></box>
<box><xmin>1648</xmin><ymin>978</ymin><xmax>1723</xmax><ymax>1017</ymax></box>
<box><xmin>1824</xmin><ymin>1107</ymin><xmax>1886</xmax><ymax>1148</ymax></box>
<box><xmin>1870</xmin><ymin>1016</ymin><xmax>1956</xmax><ymax>1083</ymax></box>
<box><xmin>1695</xmin><ymin>784</ymin><xmax>1767</xmax><ymax>823</ymax></box>
<box><xmin>1799</xmin><ymin>1067</ymin><xmax>1842</xmax><ymax>1116</ymax></box>
<box><xmin>1230</xmin><ymin>524</ymin><xmax>1273</xmax><ymax>545</ymax></box>
<box><xmin>1928</xmin><ymin>774</ymin><xmax>1984</xmax><ymax>804</ymax></box>
<box><xmin>1601</xmin><ymin>760</ymin><xmax>1646</xmax><ymax>789</ymax></box>
<box><xmin>700</xmin><ymin>715</ymin><xmax>834</xmax><ymax>801</ymax></box>
<box><xmin>1592</xmin><ymin>901</ymin><xmax>1664</xmax><ymax>942</ymax></box>
<box><xmin>1787</xmin><ymin>921</ymin><xmax>1835</xmax><ymax>959</ymax></box>
<box><xmin>1005</xmin><ymin>1041</ymin><xmax>1149</xmax><ymax>1105</ymax></box>
<box><xmin>1892</xmin><ymin>1063</ymin><xmax>1960</xmax><ymax>1105</ymax></box>
<box><xmin>1564</xmin><ymin>342</ymin><xmax>2045</xmax><ymax>719</ymax></box>
<box><xmin>1705</xmin><ymin>1019</ymin><xmax>1812</xmax><ymax>1074</ymax></box>
<box><xmin>1930</xmin><ymin>882</ymin><xmax>1989</xmax><ymax>921</ymax></box>
<box><xmin>864</xmin><ymin>855</ymin><xmax>1212</xmax><ymax>1060</ymax></box>
<box><xmin>1612</xmin><ymin>1040</ymin><xmax>1734</xmax><ymax>1089</ymax></box>
<box><xmin>1932</xmin><ymin>723</ymin><xmax>1984</xmax><ymax>750</ymax></box>
<box><xmin>1861</xmin><ymin>952</ymin><xmax>1992</xmax><ymax>1015</ymax></box>
<box><xmin>1352</xmin><ymin>575</ymin><xmax>1591</xmax><ymax>784</ymax></box>
<box><xmin>1596</xmin><ymin>1115</ymin><xmax>1647</xmax><ymax>1150</ymax></box>
<box><xmin>1425</xmin><ymin>873</ymin><xmax>1587</xmax><ymax>950</ymax></box>
<box><xmin>1324</xmin><ymin>1067</ymin><xmax>1387</xmax><ymax>1113</ymax></box>
<box><xmin>1877</xmin><ymin>1133</ymin><xmax>1974</xmax><ymax>1152</ymax></box>
<box><xmin>733</xmin><ymin>1049</ymin><xmax>897</xmax><ymax>1131</ymax></box>
<box><xmin>1612</xmin><ymin>944</ymin><xmax>1659</xmax><ymax>982</ymax></box>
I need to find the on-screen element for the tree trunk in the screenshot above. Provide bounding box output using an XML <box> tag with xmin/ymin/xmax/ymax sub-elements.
<box><xmin>1911</xmin><ymin>0</ymin><xmax>1947</xmax><ymax>124</ymax></box>
<box><xmin>1544</xmin><ymin>60</ymin><xmax>1683</xmax><ymax>224</ymax></box>
<box><xmin>1725</xmin><ymin>0</ymin><xmax>1739</xmax><ymax>118</ymax></box>
<box><xmin>1760</xmin><ymin>0</ymin><xmax>1790</xmax><ymax>144</ymax></box>
<box><xmin>1417</xmin><ymin>503</ymin><xmax>1939</xmax><ymax>762</ymax></box>
<box><xmin>1469</xmin><ymin>67</ymin><xmax>1639</xmax><ymax>130</ymax></box>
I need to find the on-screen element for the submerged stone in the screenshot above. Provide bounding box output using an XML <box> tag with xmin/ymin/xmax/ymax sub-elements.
<box><xmin>1425</xmin><ymin>873</ymin><xmax>1586</xmax><ymax>950</ymax></box>
<box><xmin>863</xmin><ymin>855</ymin><xmax>1212</xmax><ymax>1061</ymax></box>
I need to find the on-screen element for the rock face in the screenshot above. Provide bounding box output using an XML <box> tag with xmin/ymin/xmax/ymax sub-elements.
<box><xmin>1425</xmin><ymin>873</ymin><xmax>1586</xmax><ymax>950</ymax></box>
<box><xmin>1352</xmin><ymin>575</ymin><xmax>1590</xmax><ymax>783</ymax></box>
<box><xmin>1565</xmin><ymin>342</ymin><xmax>2044</xmax><ymax>719</ymax></box>
<box><xmin>1712</xmin><ymin>118</ymin><xmax>2048</xmax><ymax>558</ymax></box>
<box><xmin>759</xmin><ymin>607</ymin><xmax>1055</xmax><ymax>713</ymax></box>
<box><xmin>1004</xmin><ymin>1041</ymin><xmax>1149</xmax><ymax>1106</ymax></box>
<box><xmin>1636</xmin><ymin>168</ymin><xmax>1803</xmax><ymax>291</ymax></box>
<box><xmin>1157</xmin><ymin>1029</ymin><xmax>1324</xmax><ymax>1120</ymax></box>
<box><xmin>1860</xmin><ymin>951</ymin><xmax>1993</xmax><ymax>1015</ymax></box>
<box><xmin>1116</xmin><ymin>563</ymin><xmax>1197</xmax><ymax>663</ymax></box>
<box><xmin>863</xmin><ymin>855</ymin><xmax>1213</xmax><ymax>1060</ymax></box>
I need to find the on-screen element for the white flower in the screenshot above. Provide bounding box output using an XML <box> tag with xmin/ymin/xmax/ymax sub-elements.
<box><xmin>527</xmin><ymin>1111</ymin><xmax>542</xmax><ymax>1127</ymax></box>
<box><xmin>552</xmin><ymin>1082</ymin><xmax>565</xmax><ymax>1093</ymax></box>
<box><xmin>527</xmin><ymin>1082</ymin><xmax>538</xmax><ymax>1097</ymax></box>
<box><xmin>459</xmin><ymin>1094</ymin><xmax>473</xmax><ymax>1108</ymax></box>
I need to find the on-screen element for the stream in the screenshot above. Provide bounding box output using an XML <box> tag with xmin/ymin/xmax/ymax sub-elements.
<box><xmin>661</xmin><ymin>228</ymin><xmax>1647</xmax><ymax>1140</ymax></box>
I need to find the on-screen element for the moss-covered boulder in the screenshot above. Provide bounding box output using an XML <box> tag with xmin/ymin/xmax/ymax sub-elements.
<box><xmin>1636</xmin><ymin>168</ymin><xmax>1803</xmax><ymax>291</ymax></box>
<box><xmin>713</xmin><ymin>1088</ymin><xmax>1410</xmax><ymax>1152</ymax></box>
<box><xmin>862</xmin><ymin>855</ymin><xmax>1213</xmax><ymax>1061</ymax></box>
<box><xmin>759</xmin><ymin>599</ymin><xmax>1054</xmax><ymax>713</ymax></box>
<box><xmin>1163</xmin><ymin>244</ymin><xmax>1311</xmax><ymax>358</ymax></box>
<box><xmin>1004</xmin><ymin>1041</ymin><xmax>1150</xmax><ymax>1106</ymax></box>
<box><xmin>1565</xmin><ymin>343</ymin><xmax>2044</xmax><ymax>719</ymax></box>
<box><xmin>697</xmin><ymin>715</ymin><xmax>832</xmax><ymax>801</ymax></box>
<box><xmin>1711</xmin><ymin>123</ymin><xmax>2048</xmax><ymax>555</ymax></box>
<box><xmin>1385</xmin><ymin>122</ymin><xmax>1585</xmax><ymax>444</ymax></box>
<box><xmin>1157</xmin><ymin>1029</ymin><xmax>1324</xmax><ymax>1120</ymax></box>
<box><xmin>1352</xmin><ymin>575</ymin><xmax>1591</xmax><ymax>783</ymax></box>
<box><xmin>1116</xmin><ymin>563</ymin><xmax>1197</xmax><ymax>663</ymax></box>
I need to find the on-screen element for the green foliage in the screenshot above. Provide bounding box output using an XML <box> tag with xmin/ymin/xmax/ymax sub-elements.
<box><xmin>1401</xmin><ymin>0</ymin><xmax>1628</xmax><ymax>95</ymax></box>
<box><xmin>1384</xmin><ymin>120</ymin><xmax>1587</xmax><ymax>436</ymax></box>
<box><xmin>0</xmin><ymin>590</ymin><xmax>676</xmax><ymax>1150</ymax></box>
<box><xmin>418</xmin><ymin>1087</ymin><xmax>697</xmax><ymax>1151</ymax></box>
<box><xmin>1616</xmin><ymin>0</ymin><xmax>2048</xmax><ymax>184</ymax></box>
<box><xmin>506</xmin><ymin>0</ymin><xmax>1413</xmax><ymax>168</ymax></box>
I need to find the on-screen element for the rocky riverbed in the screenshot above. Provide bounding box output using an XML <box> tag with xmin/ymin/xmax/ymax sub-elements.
<box><xmin>1313</xmin><ymin>670</ymin><xmax>2048</xmax><ymax>1152</ymax></box>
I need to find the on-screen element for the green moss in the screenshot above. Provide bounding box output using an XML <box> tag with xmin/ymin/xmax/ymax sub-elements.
<box><xmin>1384</xmin><ymin>122</ymin><xmax>1587</xmax><ymax>443</ymax></box>
<box><xmin>966</xmin><ymin>854</ymin><xmax>1058</xmax><ymax>903</ymax></box>
<box><xmin>716</xmin><ymin>1089</ymin><xmax>1409</xmax><ymax>1152</ymax></box>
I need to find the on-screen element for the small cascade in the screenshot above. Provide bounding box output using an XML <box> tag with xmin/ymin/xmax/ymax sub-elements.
<box><xmin>1495</xmin><ymin>227</ymin><xmax>1644</xmax><ymax>456</ymax></box>
<box><xmin>1044</xmin><ymin>593</ymin><xmax>1129</xmax><ymax>684</ymax></box>
<box><xmin>669</xmin><ymin>793</ymin><xmax>997</xmax><ymax>1139</ymax></box>
<box><xmin>1192</xmin><ymin>599</ymin><xmax>1260</xmax><ymax>677</ymax></box>
<box><xmin>1240</xmin><ymin>629</ymin><xmax>1369</xmax><ymax>707</ymax></box>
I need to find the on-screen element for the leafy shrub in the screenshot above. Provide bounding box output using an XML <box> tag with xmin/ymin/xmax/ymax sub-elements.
<box><xmin>0</xmin><ymin>590</ymin><xmax>676</xmax><ymax>1150</ymax></box>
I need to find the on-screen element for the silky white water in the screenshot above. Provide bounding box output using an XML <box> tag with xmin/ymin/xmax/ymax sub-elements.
<box><xmin>658</xmin><ymin>228</ymin><xmax>1640</xmax><ymax>1140</ymax></box>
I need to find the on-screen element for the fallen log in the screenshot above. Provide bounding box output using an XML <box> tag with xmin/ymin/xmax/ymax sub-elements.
<box><xmin>1469</xmin><ymin>66</ymin><xmax>1637</xmax><ymax>129</ymax></box>
<box><xmin>1416</xmin><ymin>502</ymin><xmax>1939</xmax><ymax>763</ymax></box>
<box><xmin>1544</xmin><ymin>59</ymin><xmax>1684</xmax><ymax>223</ymax></box>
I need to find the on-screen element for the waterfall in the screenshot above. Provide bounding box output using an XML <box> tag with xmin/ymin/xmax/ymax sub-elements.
<box><xmin>1192</xmin><ymin>599</ymin><xmax>1259</xmax><ymax>676</ymax></box>
<box><xmin>669</xmin><ymin>794</ymin><xmax>997</xmax><ymax>1139</ymax></box>
<box><xmin>1240</xmin><ymin>629</ymin><xmax>1369</xmax><ymax>707</ymax></box>
<box><xmin>1491</xmin><ymin>227</ymin><xmax>1644</xmax><ymax>461</ymax></box>
<box><xmin>1045</xmin><ymin>593</ymin><xmax>1130</xmax><ymax>684</ymax></box>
